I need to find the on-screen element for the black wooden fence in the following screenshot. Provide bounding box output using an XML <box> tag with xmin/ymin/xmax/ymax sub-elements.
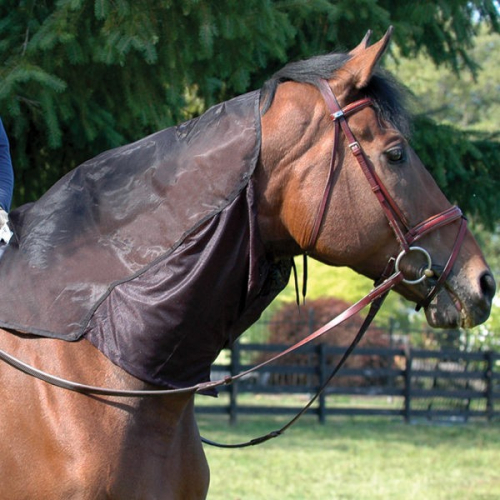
<box><xmin>195</xmin><ymin>343</ymin><xmax>500</xmax><ymax>424</ymax></box>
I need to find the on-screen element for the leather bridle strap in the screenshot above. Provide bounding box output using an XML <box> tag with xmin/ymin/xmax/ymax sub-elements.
<box><xmin>416</xmin><ymin>216</ymin><xmax>467</xmax><ymax>310</ymax></box>
<box><xmin>0</xmin><ymin>267</ymin><xmax>405</xmax><ymax>399</ymax></box>
<box><xmin>198</xmin><ymin>269</ymin><xmax>405</xmax><ymax>394</ymax></box>
<box><xmin>201</xmin><ymin>285</ymin><xmax>393</xmax><ymax>448</ymax></box>
<box><xmin>304</xmin><ymin>96</ymin><xmax>373</xmax><ymax>251</ymax></box>
<box><xmin>398</xmin><ymin>204</ymin><xmax>467</xmax><ymax>310</ymax></box>
<box><xmin>405</xmin><ymin>206</ymin><xmax>463</xmax><ymax>246</ymax></box>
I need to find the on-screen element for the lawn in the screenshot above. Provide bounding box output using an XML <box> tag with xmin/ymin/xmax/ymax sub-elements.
<box><xmin>197</xmin><ymin>414</ymin><xmax>500</xmax><ymax>500</ymax></box>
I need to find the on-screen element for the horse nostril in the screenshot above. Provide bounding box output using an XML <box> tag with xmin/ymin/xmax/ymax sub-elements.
<box><xmin>479</xmin><ymin>271</ymin><xmax>496</xmax><ymax>302</ymax></box>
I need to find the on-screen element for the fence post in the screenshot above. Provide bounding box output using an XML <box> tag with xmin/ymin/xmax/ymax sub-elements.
<box><xmin>229</xmin><ymin>341</ymin><xmax>240</xmax><ymax>425</ymax></box>
<box><xmin>485</xmin><ymin>351</ymin><xmax>494</xmax><ymax>422</ymax></box>
<box><xmin>404</xmin><ymin>347</ymin><xmax>413</xmax><ymax>423</ymax></box>
<box><xmin>307</xmin><ymin>310</ymin><xmax>316</xmax><ymax>387</ymax></box>
<box><xmin>317</xmin><ymin>342</ymin><xmax>327</xmax><ymax>424</ymax></box>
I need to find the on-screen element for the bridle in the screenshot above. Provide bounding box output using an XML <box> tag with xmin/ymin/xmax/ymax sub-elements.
<box><xmin>308</xmin><ymin>79</ymin><xmax>467</xmax><ymax>309</ymax></box>
<box><xmin>0</xmin><ymin>80</ymin><xmax>468</xmax><ymax>447</ymax></box>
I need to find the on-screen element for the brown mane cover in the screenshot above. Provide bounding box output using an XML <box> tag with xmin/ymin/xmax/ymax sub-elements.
<box><xmin>0</xmin><ymin>91</ymin><xmax>291</xmax><ymax>389</ymax></box>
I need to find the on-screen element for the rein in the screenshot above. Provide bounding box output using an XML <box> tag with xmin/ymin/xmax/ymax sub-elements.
<box><xmin>0</xmin><ymin>80</ymin><xmax>467</xmax><ymax>448</ymax></box>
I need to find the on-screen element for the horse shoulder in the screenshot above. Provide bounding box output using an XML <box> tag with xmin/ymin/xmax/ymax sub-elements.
<box><xmin>0</xmin><ymin>329</ymin><xmax>209</xmax><ymax>499</ymax></box>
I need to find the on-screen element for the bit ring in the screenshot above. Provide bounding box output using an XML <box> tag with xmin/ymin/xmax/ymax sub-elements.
<box><xmin>395</xmin><ymin>246</ymin><xmax>433</xmax><ymax>285</ymax></box>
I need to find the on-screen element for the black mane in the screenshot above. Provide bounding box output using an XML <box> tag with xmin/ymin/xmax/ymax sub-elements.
<box><xmin>260</xmin><ymin>52</ymin><xmax>411</xmax><ymax>136</ymax></box>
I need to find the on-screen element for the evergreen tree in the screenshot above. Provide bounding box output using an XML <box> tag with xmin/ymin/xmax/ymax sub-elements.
<box><xmin>386</xmin><ymin>27</ymin><xmax>500</xmax><ymax>227</ymax></box>
<box><xmin>1</xmin><ymin>0</ymin><xmax>499</xmax><ymax>220</ymax></box>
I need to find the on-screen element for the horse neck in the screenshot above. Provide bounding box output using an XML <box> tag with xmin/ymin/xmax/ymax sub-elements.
<box><xmin>256</xmin><ymin>82</ymin><xmax>332</xmax><ymax>256</ymax></box>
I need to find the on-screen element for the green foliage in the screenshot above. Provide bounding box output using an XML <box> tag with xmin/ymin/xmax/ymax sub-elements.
<box><xmin>412</xmin><ymin>116</ymin><xmax>500</xmax><ymax>229</ymax></box>
<box><xmin>1</xmin><ymin>0</ymin><xmax>499</xmax><ymax>211</ymax></box>
<box><xmin>0</xmin><ymin>0</ymin><xmax>294</xmax><ymax>203</ymax></box>
<box><xmin>388</xmin><ymin>27</ymin><xmax>500</xmax><ymax>131</ymax></box>
<box><xmin>384</xmin><ymin>28</ymin><xmax>500</xmax><ymax>228</ymax></box>
<box><xmin>379</xmin><ymin>0</ymin><xmax>499</xmax><ymax>74</ymax></box>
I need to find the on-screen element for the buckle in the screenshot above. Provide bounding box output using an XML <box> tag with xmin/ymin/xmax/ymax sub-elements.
<box><xmin>349</xmin><ymin>141</ymin><xmax>361</xmax><ymax>153</ymax></box>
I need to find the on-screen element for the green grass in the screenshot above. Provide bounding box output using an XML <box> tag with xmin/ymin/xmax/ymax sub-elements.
<box><xmin>198</xmin><ymin>414</ymin><xmax>500</xmax><ymax>499</ymax></box>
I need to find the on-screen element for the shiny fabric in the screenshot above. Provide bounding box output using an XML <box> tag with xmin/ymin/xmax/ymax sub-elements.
<box><xmin>0</xmin><ymin>91</ymin><xmax>291</xmax><ymax>389</ymax></box>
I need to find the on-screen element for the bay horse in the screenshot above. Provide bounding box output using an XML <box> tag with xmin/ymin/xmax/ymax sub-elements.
<box><xmin>0</xmin><ymin>29</ymin><xmax>495</xmax><ymax>499</ymax></box>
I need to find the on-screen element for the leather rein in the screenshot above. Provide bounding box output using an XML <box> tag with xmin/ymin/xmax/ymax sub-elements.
<box><xmin>0</xmin><ymin>80</ymin><xmax>467</xmax><ymax>448</ymax></box>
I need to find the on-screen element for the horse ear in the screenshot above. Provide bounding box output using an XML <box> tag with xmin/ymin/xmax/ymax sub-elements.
<box><xmin>339</xmin><ymin>26</ymin><xmax>393</xmax><ymax>90</ymax></box>
<box><xmin>349</xmin><ymin>30</ymin><xmax>373</xmax><ymax>57</ymax></box>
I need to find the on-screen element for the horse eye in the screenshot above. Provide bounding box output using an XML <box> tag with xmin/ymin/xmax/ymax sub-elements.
<box><xmin>386</xmin><ymin>146</ymin><xmax>405</xmax><ymax>164</ymax></box>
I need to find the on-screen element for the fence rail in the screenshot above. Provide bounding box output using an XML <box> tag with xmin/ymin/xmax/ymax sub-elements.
<box><xmin>195</xmin><ymin>343</ymin><xmax>500</xmax><ymax>424</ymax></box>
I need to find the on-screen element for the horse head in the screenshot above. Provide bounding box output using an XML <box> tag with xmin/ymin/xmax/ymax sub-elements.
<box><xmin>257</xmin><ymin>28</ymin><xmax>496</xmax><ymax>330</ymax></box>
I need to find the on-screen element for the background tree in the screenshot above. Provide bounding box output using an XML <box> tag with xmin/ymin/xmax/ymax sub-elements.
<box><xmin>1</xmin><ymin>0</ymin><xmax>499</xmax><ymax>220</ymax></box>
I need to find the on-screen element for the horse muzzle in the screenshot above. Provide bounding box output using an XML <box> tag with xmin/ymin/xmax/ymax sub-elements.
<box><xmin>423</xmin><ymin>268</ymin><xmax>496</xmax><ymax>329</ymax></box>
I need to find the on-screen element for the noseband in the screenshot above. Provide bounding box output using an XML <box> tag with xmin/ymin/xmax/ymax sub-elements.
<box><xmin>309</xmin><ymin>79</ymin><xmax>467</xmax><ymax>309</ymax></box>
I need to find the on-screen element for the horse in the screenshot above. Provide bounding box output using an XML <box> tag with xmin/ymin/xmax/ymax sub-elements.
<box><xmin>0</xmin><ymin>29</ymin><xmax>495</xmax><ymax>499</ymax></box>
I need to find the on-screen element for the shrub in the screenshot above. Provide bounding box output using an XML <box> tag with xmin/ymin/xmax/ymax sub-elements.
<box><xmin>262</xmin><ymin>297</ymin><xmax>394</xmax><ymax>387</ymax></box>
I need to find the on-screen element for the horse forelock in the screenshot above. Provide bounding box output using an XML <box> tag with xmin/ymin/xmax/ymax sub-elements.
<box><xmin>365</xmin><ymin>70</ymin><xmax>412</xmax><ymax>137</ymax></box>
<box><xmin>260</xmin><ymin>52</ymin><xmax>411</xmax><ymax>137</ymax></box>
